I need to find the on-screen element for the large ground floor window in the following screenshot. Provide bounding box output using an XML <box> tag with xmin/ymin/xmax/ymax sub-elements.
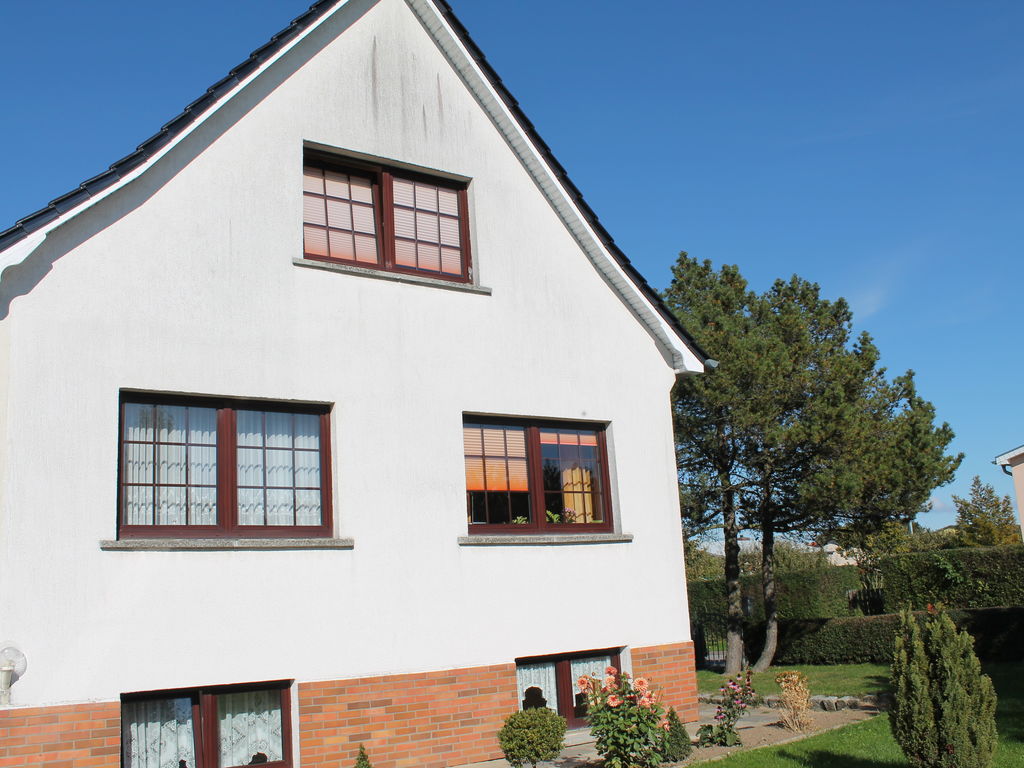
<box><xmin>515</xmin><ymin>648</ymin><xmax>621</xmax><ymax>730</ymax></box>
<box><xmin>122</xmin><ymin>681</ymin><xmax>291</xmax><ymax>768</ymax></box>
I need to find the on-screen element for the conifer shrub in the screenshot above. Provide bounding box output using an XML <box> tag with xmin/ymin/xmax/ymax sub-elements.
<box><xmin>497</xmin><ymin>707</ymin><xmax>567</xmax><ymax>768</ymax></box>
<box><xmin>890</xmin><ymin>607</ymin><xmax>998</xmax><ymax>768</ymax></box>
<box><xmin>354</xmin><ymin>744</ymin><xmax>372</xmax><ymax>768</ymax></box>
<box><xmin>659</xmin><ymin>706</ymin><xmax>693</xmax><ymax>762</ymax></box>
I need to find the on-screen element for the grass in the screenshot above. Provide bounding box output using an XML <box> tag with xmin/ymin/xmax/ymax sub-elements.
<box><xmin>697</xmin><ymin>663</ymin><xmax>891</xmax><ymax>698</ymax></box>
<box><xmin>701</xmin><ymin>662</ymin><xmax>1024</xmax><ymax>767</ymax></box>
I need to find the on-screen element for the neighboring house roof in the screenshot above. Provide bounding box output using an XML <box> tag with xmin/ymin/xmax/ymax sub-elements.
<box><xmin>995</xmin><ymin>445</ymin><xmax>1024</xmax><ymax>465</ymax></box>
<box><xmin>0</xmin><ymin>0</ymin><xmax>707</xmax><ymax>371</ymax></box>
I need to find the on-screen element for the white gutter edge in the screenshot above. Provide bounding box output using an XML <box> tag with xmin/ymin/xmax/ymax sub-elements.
<box><xmin>406</xmin><ymin>0</ymin><xmax>704</xmax><ymax>375</ymax></box>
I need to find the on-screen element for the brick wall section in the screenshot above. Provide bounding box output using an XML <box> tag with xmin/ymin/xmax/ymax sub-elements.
<box><xmin>298</xmin><ymin>663</ymin><xmax>519</xmax><ymax>768</ymax></box>
<box><xmin>632</xmin><ymin>641</ymin><xmax>699</xmax><ymax>723</ymax></box>
<box><xmin>0</xmin><ymin>701</ymin><xmax>120</xmax><ymax>768</ymax></box>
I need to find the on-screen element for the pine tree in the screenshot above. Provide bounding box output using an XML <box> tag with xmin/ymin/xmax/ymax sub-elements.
<box><xmin>354</xmin><ymin>744</ymin><xmax>373</xmax><ymax>768</ymax></box>
<box><xmin>890</xmin><ymin>608</ymin><xmax>998</xmax><ymax>768</ymax></box>
<box><xmin>660</xmin><ymin>707</ymin><xmax>692</xmax><ymax>762</ymax></box>
<box><xmin>953</xmin><ymin>476</ymin><xmax>1020</xmax><ymax>546</ymax></box>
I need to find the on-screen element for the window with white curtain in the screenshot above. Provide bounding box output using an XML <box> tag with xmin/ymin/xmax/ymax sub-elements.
<box><xmin>119</xmin><ymin>396</ymin><xmax>331</xmax><ymax>538</ymax></box>
<box><xmin>122</xmin><ymin>684</ymin><xmax>290</xmax><ymax>768</ymax></box>
<box><xmin>515</xmin><ymin>649</ymin><xmax>621</xmax><ymax>729</ymax></box>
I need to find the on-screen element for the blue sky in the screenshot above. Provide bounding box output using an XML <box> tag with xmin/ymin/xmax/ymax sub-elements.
<box><xmin>2</xmin><ymin>1</ymin><xmax>1022</xmax><ymax>530</ymax></box>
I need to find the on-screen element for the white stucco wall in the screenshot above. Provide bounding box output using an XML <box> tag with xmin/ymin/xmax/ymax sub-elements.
<box><xmin>0</xmin><ymin>0</ymin><xmax>692</xmax><ymax>709</ymax></box>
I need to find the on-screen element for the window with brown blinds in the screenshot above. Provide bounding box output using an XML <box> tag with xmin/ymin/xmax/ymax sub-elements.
<box><xmin>463</xmin><ymin>418</ymin><xmax>612</xmax><ymax>533</ymax></box>
<box><xmin>302</xmin><ymin>155</ymin><xmax>471</xmax><ymax>282</ymax></box>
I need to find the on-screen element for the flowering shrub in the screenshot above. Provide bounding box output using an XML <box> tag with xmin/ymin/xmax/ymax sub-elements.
<box><xmin>696</xmin><ymin>671</ymin><xmax>756</xmax><ymax>747</ymax></box>
<box><xmin>579</xmin><ymin>666</ymin><xmax>664</xmax><ymax>768</ymax></box>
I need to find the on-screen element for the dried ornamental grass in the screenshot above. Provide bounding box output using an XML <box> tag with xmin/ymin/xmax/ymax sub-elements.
<box><xmin>774</xmin><ymin>670</ymin><xmax>814</xmax><ymax>733</ymax></box>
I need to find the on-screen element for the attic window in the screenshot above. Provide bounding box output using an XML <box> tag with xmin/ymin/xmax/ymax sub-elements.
<box><xmin>302</xmin><ymin>157</ymin><xmax>472</xmax><ymax>283</ymax></box>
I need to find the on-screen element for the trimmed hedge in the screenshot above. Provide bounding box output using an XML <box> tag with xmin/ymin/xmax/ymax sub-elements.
<box><xmin>879</xmin><ymin>545</ymin><xmax>1024</xmax><ymax>612</ymax></box>
<box><xmin>745</xmin><ymin>607</ymin><xmax>1024</xmax><ymax>665</ymax></box>
<box><xmin>688</xmin><ymin>565</ymin><xmax>862</xmax><ymax>624</ymax></box>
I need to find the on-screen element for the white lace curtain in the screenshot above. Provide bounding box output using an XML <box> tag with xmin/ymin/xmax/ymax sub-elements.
<box><xmin>516</xmin><ymin>661</ymin><xmax>558</xmax><ymax>713</ymax></box>
<box><xmin>569</xmin><ymin>655</ymin><xmax>612</xmax><ymax>683</ymax></box>
<box><xmin>122</xmin><ymin>697</ymin><xmax>196</xmax><ymax>768</ymax></box>
<box><xmin>218</xmin><ymin>689</ymin><xmax>284</xmax><ymax>767</ymax></box>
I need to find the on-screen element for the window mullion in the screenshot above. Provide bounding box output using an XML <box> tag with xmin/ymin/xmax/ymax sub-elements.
<box><xmin>380</xmin><ymin>170</ymin><xmax>395</xmax><ymax>269</ymax></box>
<box><xmin>199</xmin><ymin>691</ymin><xmax>218</xmax><ymax>768</ymax></box>
<box><xmin>526</xmin><ymin>426</ymin><xmax>544</xmax><ymax>531</ymax></box>
<box><xmin>217</xmin><ymin>408</ymin><xmax>237</xmax><ymax>534</ymax></box>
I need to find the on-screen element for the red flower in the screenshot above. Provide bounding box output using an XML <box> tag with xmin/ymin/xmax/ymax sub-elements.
<box><xmin>577</xmin><ymin>675</ymin><xmax>591</xmax><ymax>692</ymax></box>
<box><xmin>634</xmin><ymin>677</ymin><xmax>649</xmax><ymax>692</ymax></box>
<box><xmin>606</xmin><ymin>694</ymin><xmax>622</xmax><ymax>708</ymax></box>
<box><xmin>605</xmin><ymin>666</ymin><xmax>618</xmax><ymax>676</ymax></box>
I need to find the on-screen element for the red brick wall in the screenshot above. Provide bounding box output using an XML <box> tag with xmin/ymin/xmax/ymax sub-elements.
<box><xmin>632</xmin><ymin>641</ymin><xmax>698</xmax><ymax>722</ymax></box>
<box><xmin>0</xmin><ymin>701</ymin><xmax>120</xmax><ymax>768</ymax></box>
<box><xmin>298</xmin><ymin>663</ymin><xmax>519</xmax><ymax>768</ymax></box>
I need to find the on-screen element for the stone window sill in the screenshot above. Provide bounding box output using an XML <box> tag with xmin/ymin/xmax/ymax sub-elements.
<box><xmin>457</xmin><ymin>533</ymin><xmax>633</xmax><ymax>546</ymax></box>
<box><xmin>293</xmin><ymin>258</ymin><xmax>492</xmax><ymax>295</ymax></box>
<box><xmin>100</xmin><ymin>538</ymin><xmax>354</xmax><ymax>551</ymax></box>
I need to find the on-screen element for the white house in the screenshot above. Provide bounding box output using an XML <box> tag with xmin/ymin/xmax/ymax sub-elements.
<box><xmin>0</xmin><ymin>1</ymin><xmax>709</xmax><ymax>766</ymax></box>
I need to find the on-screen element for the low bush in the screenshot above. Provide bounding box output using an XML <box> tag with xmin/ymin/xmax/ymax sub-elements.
<box><xmin>880</xmin><ymin>545</ymin><xmax>1024</xmax><ymax>612</ymax></box>
<box><xmin>775</xmin><ymin>670</ymin><xmax>814</xmax><ymax>733</ymax></box>
<box><xmin>660</xmin><ymin>706</ymin><xmax>693</xmax><ymax>762</ymax></box>
<box><xmin>750</xmin><ymin>607</ymin><xmax>1024</xmax><ymax>665</ymax></box>
<box><xmin>497</xmin><ymin>707</ymin><xmax>567</xmax><ymax>768</ymax></box>
<box><xmin>354</xmin><ymin>744</ymin><xmax>372</xmax><ymax>768</ymax></box>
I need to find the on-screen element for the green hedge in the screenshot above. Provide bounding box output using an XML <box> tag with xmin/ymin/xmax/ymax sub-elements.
<box><xmin>746</xmin><ymin>607</ymin><xmax>1024</xmax><ymax>665</ymax></box>
<box><xmin>688</xmin><ymin>565</ymin><xmax>862</xmax><ymax>624</ymax></box>
<box><xmin>879</xmin><ymin>545</ymin><xmax>1024</xmax><ymax>612</ymax></box>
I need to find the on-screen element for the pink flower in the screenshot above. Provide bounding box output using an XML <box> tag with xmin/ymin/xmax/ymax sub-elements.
<box><xmin>662</xmin><ymin>722</ymin><xmax>671</xmax><ymax>731</ymax></box>
<box><xmin>605</xmin><ymin>666</ymin><xmax>618</xmax><ymax>676</ymax></box>
<box><xmin>639</xmin><ymin>695</ymin><xmax>653</xmax><ymax>707</ymax></box>
<box><xmin>606</xmin><ymin>694</ymin><xmax>622</xmax><ymax>708</ymax></box>
<box><xmin>577</xmin><ymin>675</ymin><xmax>591</xmax><ymax>692</ymax></box>
<box><xmin>634</xmin><ymin>677</ymin><xmax>649</xmax><ymax>692</ymax></box>
<box><xmin>603</xmin><ymin>675</ymin><xmax>616</xmax><ymax>690</ymax></box>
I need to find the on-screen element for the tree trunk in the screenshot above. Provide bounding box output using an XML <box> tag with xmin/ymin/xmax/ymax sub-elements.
<box><xmin>722</xmin><ymin>487</ymin><xmax>745</xmax><ymax>674</ymax></box>
<box><xmin>753</xmin><ymin>524</ymin><xmax>777</xmax><ymax>672</ymax></box>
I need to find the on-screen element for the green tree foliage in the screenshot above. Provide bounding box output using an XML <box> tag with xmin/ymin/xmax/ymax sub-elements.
<box><xmin>660</xmin><ymin>707</ymin><xmax>693</xmax><ymax>762</ymax></box>
<box><xmin>354</xmin><ymin>744</ymin><xmax>372</xmax><ymax>768</ymax></box>
<box><xmin>666</xmin><ymin>254</ymin><xmax>960</xmax><ymax>673</ymax></box>
<box><xmin>953</xmin><ymin>476</ymin><xmax>1021</xmax><ymax>547</ymax></box>
<box><xmin>890</xmin><ymin>608</ymin><xmax>997</xmax><ymax>768</ymax></box>
<box><xmin>497</xmin><ymin>707</ymin><xmax>567</xmax><ymax>768</ymax></box>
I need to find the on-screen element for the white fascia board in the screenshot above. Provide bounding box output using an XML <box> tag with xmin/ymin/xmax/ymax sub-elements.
<box><xmin>995</xmin><ymin>445</ymin><xmax>1024</xmax><ymax>465</ymax></box>
<box><xmin>0</xmin><ymin>1</ymin><xmax>354</xmax><ymax>282</ymax></box>
<box><xmin>406</xmin><ymin>0</ymin><xmax>704</xmax><ymax>375</ymax></box>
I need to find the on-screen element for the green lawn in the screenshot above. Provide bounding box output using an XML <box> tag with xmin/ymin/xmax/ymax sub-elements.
<box><xmin>697</xmin><ymin>663</ymin><xmax>891</xmax><ymax>697</ymax></box>
<box><xmin>701</xmin><ymin>663</ymin><xmax>1024</xmax><ymax>767</ymax></box>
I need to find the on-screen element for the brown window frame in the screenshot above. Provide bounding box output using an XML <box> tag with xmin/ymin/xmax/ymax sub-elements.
<box><xmin>516</xmin><ymin>648</ymin><xmax>622</xmax><ymax>730</ymax></box>
<box><xmin>121</xmin><ymin>680</ymin><xmax>293</xmax><ymax>768</ymax></box>
<box><xmin>117</xmin><ymin>393</ymin><xmax>333</xmax><ymax>540</ymax></box>
<box><xmin>303</xmin><ymin>151</ymin><xmax>473</xmax><ymax>284</ymax></box>
<box><xmin>464</xmin><ymin>417</ymin><xmax>614</xmax><ymax>535</ymax></box>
